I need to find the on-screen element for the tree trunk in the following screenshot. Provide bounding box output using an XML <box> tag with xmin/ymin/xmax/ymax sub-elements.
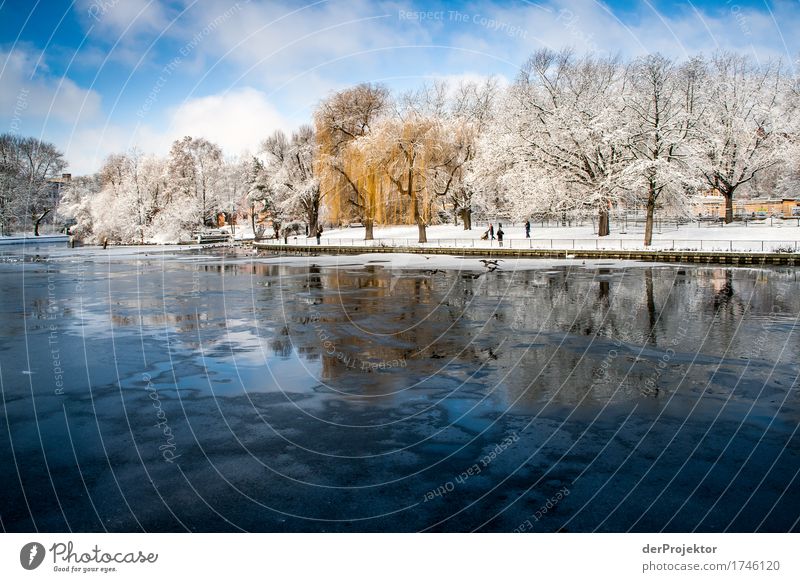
<box><xmin>417</xmin><ymin>220</ymin><xmax>427</xmax><ymax>244</ymax></box>
<box><xmin>598</xmin><ymin>206</ymin><xmax>610</xmax><ymax>237</ymax></box>
<box><xmin>250</xmin><ymin>204</ymin><xmax>256</xmax><ymax>239</ymax></box>
<box><xmin>643</xmin><ymin>197</ymin><xmax>655</xmax><ymax>247</ymax></box>
<box><xmin>307</xmin><ymin>210</ymin><xmax>317</xmax><ymax>240</ymax></box>
<box><xmin>307</xmin><ymin>196</ymin><xmax>319</xmax><ymax>237</ymax></box>
<box><xmin>724</xmin><ymin>192</ymin><xmax>733</xmax><ymax>224</ymax></box>
<box><xmin>406</xmin><ymin>163</ymin><xmax>427</xmax><ymax>243</ymax></box>
<box><xmin>364</xmin><ymin>217</ymin><xmax>374</xmax><ymax>241</ymax></box>
<box><xmin>201</xmin><ymin>188</ymin><xmax>207</xmax><ymax>226</ymax></box>
<box><xmin>0</xmin><ymin>195</ymin><xmax>6</xmax><ymax>236</ymax></box>
<box><xmin>462</xmin><ymin>208</ymin><xmax>472</xmax><ymax>230</ymax></box>
<box><xmin>33</xmin><ymin>209</ymin><xmax>50</xmax><ymax>237</ymax></box>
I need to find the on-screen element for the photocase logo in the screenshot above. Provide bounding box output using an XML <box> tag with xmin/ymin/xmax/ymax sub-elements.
<box><xmin>20</xmin><ymin>542</ymin><xmax>46</xmax><ymax>570</ymax></box>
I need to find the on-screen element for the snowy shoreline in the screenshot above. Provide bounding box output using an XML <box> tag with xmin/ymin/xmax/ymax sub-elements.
<box><xmin>257</xmin><ymin>222</ymin><xmax>800</xmax><ymax>254</ymax></box>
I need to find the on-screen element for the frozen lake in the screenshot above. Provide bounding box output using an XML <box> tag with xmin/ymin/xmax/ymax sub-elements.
<box><xmin>1</xmin><ymin>245</ymin><xmax>798</xmax><ymax>532</ymax></box>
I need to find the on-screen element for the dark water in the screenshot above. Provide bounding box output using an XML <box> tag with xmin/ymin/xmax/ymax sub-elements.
<box><xmin>1</xmin><ymin>246</ymin><xmax>798</xmax><ymax>532</ymax></box>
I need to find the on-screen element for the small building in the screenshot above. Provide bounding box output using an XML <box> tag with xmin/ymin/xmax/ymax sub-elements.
<box><xmin>781</xmin><ymin>198</ymin><xmax>800</xmax><ymax>217</ymax></box>
<box><xmin>47</xmin><ymin>173</ymin><xmax>71</xmax><ymax>198</ymax></box>
<box><xmin>737</xmin><ymin>198</ymin><xmax>800</xmax><ymax>218</ymax></box>
<box><xmin>691</xmin><ymin>194</ymin><xmax>800</xmax><ymax>219</ymax></box>
<box><xmin>690</xmin><ymin>193</ymin><xmax>725</xmax><ymax>218</ymax></box>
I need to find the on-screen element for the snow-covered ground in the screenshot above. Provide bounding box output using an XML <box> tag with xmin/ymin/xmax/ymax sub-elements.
<box><xmin>261</xmin><ymin>221</ymin><xmax>800</xmax><ymax>253</ymax></box>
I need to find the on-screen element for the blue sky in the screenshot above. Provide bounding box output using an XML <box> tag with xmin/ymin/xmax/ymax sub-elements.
<box><xmin>1</xmin><ymin>0</ymin><xmax>798</xmax><ymax>174</ymax></box>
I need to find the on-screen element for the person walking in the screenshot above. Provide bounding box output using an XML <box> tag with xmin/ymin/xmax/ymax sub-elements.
<box><xmin>488</xmin><ymin>223</ymin><xmax>495</xmax><ymax>240</ymax></box>
<box><xmin>525</xmin><ymin>220</ymin><xmax>531</xmax><ymax>238</ymax></box>
<box><xmin>316</xmin><ymin>225</ymin><xmax>323</xmax><ymax>245</ymax></box>
<box><xmin>497</xmin><ymin>226</ymin><xmax>504</xmax><ymax>247</ymax></box>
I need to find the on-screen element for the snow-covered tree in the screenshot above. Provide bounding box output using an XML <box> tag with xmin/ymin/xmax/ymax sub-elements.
<box><xmin>124</xmin><ymin>149</ymin><xmax>167</xmax><ymax>243</ymax></box>
<box><xmin>243</xmin><ymin>156</ymin><xmax>274</xmax><ymax>238</ymax></box>
<box><xmin>476</xmin><ymin>49</ymin><xmax>629</xmax><ymax>236</ymax></box>
<box><xmin>0</xmin><ymin>134</ymin><xmax>66</xmax><ymax>236</ymax></box>
<box><xmin>445</xmin><ymin>78</ymin><xmax>497</xmax><ymax>230</ymax></box>
<box><xmin>414</xmin><ymin>79</ymin><xmax>497</xmax><ymax>231</ymax></box>
<box><xmin>216</xmin><ymin>155</ymin><xmax>250</xmax><ymax>236</ymax></box>
<box><xmin>694</xmin><ymin>53</ymin><xmax>790</xmax><ymax>223</ymax></box>
<box><xmin>83</xmin><ymin>153</ymin><xmax>139</xmax><ymax>243</ymax></box>
<box><xmin>0</xmin><ymin>134</ymin><xmax>22</xmax><ymax>236</ymax></box>
<box><xmin>262</xmin><ymin>125</ymin><xmax>322</xmax><ymax>235</ymax></box>
<box><xmin>621</xmin><ymin>54</ymin><xmax>702</xmax><ymax>245</ymax></box>
<box><xmin>775</xmin><ymin>58</ymin><xmax>800</xmax><ymax>198</ymax></box>
<box><xmin>58</xmin><ymin>174</ymin><xmax>101</xmax><ymax>239</ymax></box>
<box><xmin>777</xmin><ymin>138</ymin><xmax>800</xmax><ymax>198</ymax></box>
<box><xmin>60</xmin><ymin>150</ymin><xmax>167</xmax><ymax>244</ymax></box>
<box><xmin>165</xmin><ymin>136</ymin><xmax>224</xmax><ymax>228</ymax></box>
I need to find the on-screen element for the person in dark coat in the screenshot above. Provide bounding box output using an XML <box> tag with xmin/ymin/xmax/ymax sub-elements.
<box><xmin>525</xmin><ymin>220</ymin><xmax>531</xmax><ymax>238</ymax></box>
<box><xmin>497</xmin><ymin>227</ymin><xmax>504</xmax><ymax>247</ymax></box>
<box><xmin>316</xmin><ymin>226</ymin><xmax>323</xmax><ymax>245</ymax></box>
<box><xmin>488</xmin><ymin>223</ymin><xmax>494</xmax><ymax>240</ymax></box>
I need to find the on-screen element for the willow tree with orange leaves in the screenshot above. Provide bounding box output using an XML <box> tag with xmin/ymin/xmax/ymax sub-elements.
<box><xmin>315</xmin><ymin>81</ymin><xmax>493</xmax><ymax>241</ymax></box>
<box><xmin>359</xmin><ymin>94</ymin><xmax>472</xmax><ymax>242</ymax></box>
<box><xmin>315</xmin><ymin>83</ymin><xmax>390</xmax><ymax>240</ymax></box>
<box><xmin>368</xmin><ymin>112</ymin><xmax>435</xmax><ymax>243</ymax></box>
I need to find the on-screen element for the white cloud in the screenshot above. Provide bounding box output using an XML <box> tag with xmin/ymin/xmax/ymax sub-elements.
<box><xmin>0</xmin><ymin>48</ymin><xmax>102</xmax><ymax>128</ymax></box>
<box><xmin>61</xmin><ymin>124</ymin><xmax>142</xmax><ymax>176</ymax></box>
<box><xmin>76</xmin><ymin>0</ymin><xmax>171</xmax><ymax>40</ymax></box>
<box><xmin>41</xmin><ymin>88</ymin><xmax>291</xmax><ymax>175</ymax></box>
<box><xmin>166</xmin><ymin>87</ymin><xmax>289</xmax><ymax>154</ymax></box>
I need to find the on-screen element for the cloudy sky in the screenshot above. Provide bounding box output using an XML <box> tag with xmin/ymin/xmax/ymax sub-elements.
<box><xmin>1</xmin><ymin>0</ymin><xmax>798</xmax><ymax>175</ymax></box>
